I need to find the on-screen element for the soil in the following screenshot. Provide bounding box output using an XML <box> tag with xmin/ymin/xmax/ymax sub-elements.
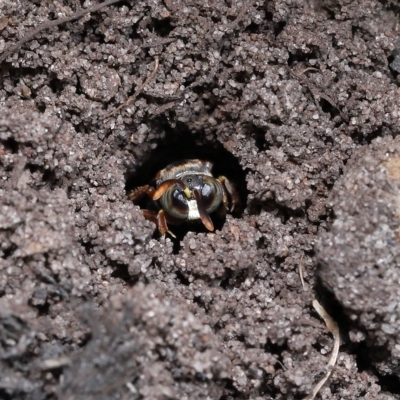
<box><xmin>1</xmin><ymin>0</ymin><xmax>400</xmax><ymax>399</ymax></box>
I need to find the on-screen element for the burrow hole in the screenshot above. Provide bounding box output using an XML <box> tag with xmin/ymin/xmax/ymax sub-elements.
<box><xmin>125</xmin><ymin>128</ymin><xmax>248</xmax><ymax>247</ymax></box>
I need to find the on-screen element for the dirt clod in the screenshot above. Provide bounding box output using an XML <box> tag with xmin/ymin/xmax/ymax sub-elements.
<box><xmin>317</xmin><ymin>136</ymin><xmax>400</xmax><ymax>378</ymax></box>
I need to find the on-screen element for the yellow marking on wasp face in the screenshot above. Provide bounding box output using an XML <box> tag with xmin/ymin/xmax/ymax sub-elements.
<box><xmin>183</xmin><ymin>187</ymin><xmax>192</xmax><ymax>198</ymax></box>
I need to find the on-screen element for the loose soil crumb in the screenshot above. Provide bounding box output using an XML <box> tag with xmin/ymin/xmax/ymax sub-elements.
<box><xmin>1</xmin><ymin>0</ymin><xmax>400</xmax><ymax>399</ymax></box>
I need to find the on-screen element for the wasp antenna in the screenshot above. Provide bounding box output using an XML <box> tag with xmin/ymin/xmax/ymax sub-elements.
<box><xmin>193</xmin><ymin>190</ymin><xmax>214</xmax><ymax>231</ymax></box>
<box><xmin>153</xmin><ymin>179</ymin><xmax>187</xmax><ymax>200</ymax></box>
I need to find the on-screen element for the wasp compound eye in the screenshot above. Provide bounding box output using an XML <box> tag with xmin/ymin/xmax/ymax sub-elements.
<box><xmin>201</xmin><ymin>176</ymin><xmax>224</xmax><ymax>214</ymax></box>
<box><xmin>159</xmin><ymin>185</ymin><xmax>189</xmax><ymax>219</ymax></box>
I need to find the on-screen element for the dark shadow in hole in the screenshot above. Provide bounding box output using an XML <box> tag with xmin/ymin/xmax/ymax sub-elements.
<box><xmin>263</xmin><ymin>8</ymin><xmax>287</xmax><ymax>37</ymax></box>
<box><xmin>319</xmin><ymin>3</ymin><xmax>337</xmax><ymax>20</ymax></box>
<box><xmin>233</xmin><ymin>71</ymin><xmax>252</xmax><ymax>84</ymax></box>
<box><xmin>1</xmin><ymin>243</ymin><xmax>17</xmax><ymax>261</ymax></box>
<box><xmin>273</xmin><ymin>20</ymin><xmax>286</xmax><ymax>37</ymax></box>
<box><xmin>355</xmin><ymin>340</ymin><xmax>400</xmax><ymax>393</ymax></box>
<box><xmin>30</xmin><ymin>301</ymin><xmax>50</xmax><ymax>317</ymax></box>
<box><xmin>219</xmin><ymin>379</ymin><xmax>243</xmax><ymax>400</ymax></box>
<box><xmin>244</xmin><ymin>124</ymin><xmax>269</xmax><ymax>151</ymax></box>
<box><xmin>110</xmin><ymin>262</ymin><xmax>139</xmax><ymax>286</ymax></box>
<box><xmin>319</xmin><ymin>97</ymin><xmax>340</xmax><ymax>120</ymax></box>
<box><xmin>219</xmin><ymin>268</ymin><xmax>236</xmax><ymax>290</ymax></box>
<box><xmin>2</xmin><ymin>137</ymin><xmax>19</xmax><ymax>154</ymax></box>
<box><xmin>175</xmin><ymin>270</ymin><xmax>190</xmax><ymax>286</ymax></box>
<box><xmin>49</xmin><ymin>77</ymin><xmax>67</xmax><ymax>94</ymax></box>
<box><xmin>265</xmin><ymin>10</ymin><xmax>273</xmax><ymax>21</ymax></box>
<box><xmin>26</xmin><ymin>164</ymin><xmax>58</xmax><ymax>189</ymax></box>
<box><xmin>219</xmin><ymin>268</ymin><xmax>250</xmax><ymax>290</ymax></box>
<box><xmin>247</xmin><ymin>198</ymin><xmax>277</xmax><ymax>216</ymax></box>
<box><xmin>264</xmin><ymin>340</ymin><xmax>287</xmax><ymax>366</ymax></box>
<box><xmin>245</xmin><ymin>21</ymin><xmax>260</xmax><ymax>34</ymax></box>
<box><xmin>388</xmin><ymin>48</ymin><xmax>400</xmax><ymax>81</ymax></box>
<box><xmin>380</xmin><ymin>0</ymin><xmax>400</xmax><ymax>16</ymax></box>
<box><xmin>37</xmin><ymin>102</ymin><xmax>46</xmax><ymax>113</ymax></box>
<box><xmin>190</xmin><ymin>87</ymin><xmax>219</xmax><ymax>114</ymax></box>
<box><xmin>314</xmin><ymin>276</ymin><xmax>353</xmax><ymax>333</ymax></box>
<box><xmin>350</xmin><ymin>126</ymin><xmax>393</xmax><ymax>146</ymax></box>
<box><xmin>126</xmin><ymin>125</ymin><xmax>248</xmax><ymax>250</ymax></box>
<box><xmin>269</xmin><ymin>116</ymin><xmax>283</xmax><ymax>126</ymax></box>
<box><xmin>287</xmin><ymin>47</ymin><xmax>320</xmax><ymax>67</ymax></box>
<box><xmin>377</xmin><ymin>367</ymin><xmax>400</xmax><ymax>394</ymax></box>
<box><xmin>151</xmin><ymin>17</ymin><xmax>174</xmax><ymax>37</ymax></box>
<box><xmin>351</xmin><ymin>24</ymin><xmax>374</xmax><ymax>41</ymax></box>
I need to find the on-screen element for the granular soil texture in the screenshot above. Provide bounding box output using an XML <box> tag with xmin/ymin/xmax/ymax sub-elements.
<box><xmin>1</xmin><ymin>0</ymin><xmax>400</xmax><ymax>399</ymax></box>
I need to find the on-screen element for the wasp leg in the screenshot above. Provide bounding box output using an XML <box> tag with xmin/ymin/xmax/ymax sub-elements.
<box><xmin>152</xmin><ymin>179</ymin><xmax>188</xmax><ymax>200</ymax></box>
<box><xmin>217</xmin><ymin>176</ymin><xmax>241</xmax><ymax>212</ymax></box>
<box><xmin>128</xmin><ymin>185</ymin><xmax>156</xmax><ymax>203</ymax></box>
<box><xmin>157</xmin><ymin>209</ymin><xmax>176</xmax><ymax>238</ymax></box>
<box><xmin>142</xmin><ymin>210</ymin><xmax>158</xmax><ymax>224</ymax></box>
<box><xmin>139</xmin><ymin>209</ymin><xmax>177</xmax><ymax>238</ymax></box>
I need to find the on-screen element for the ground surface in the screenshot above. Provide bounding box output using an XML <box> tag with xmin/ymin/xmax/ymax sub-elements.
<box><xmin>1</xmin><ymin>0</ymin><xmax>400</xmax><ymax>399</ymax></box>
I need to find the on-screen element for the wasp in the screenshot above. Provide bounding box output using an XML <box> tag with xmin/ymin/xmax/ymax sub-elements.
<box><xmin>128</xmin><ymin>159</ymin><xmax>240</xmax><ymax>237</ymax></box>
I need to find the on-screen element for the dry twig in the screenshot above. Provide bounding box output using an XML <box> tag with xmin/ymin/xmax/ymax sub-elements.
<box><xmin>302</xmin><ymin>300</ymin><xmax>340</xmax><ymax>400</ymax></box>
<box><xmin>298</xmin><ymin>252</ymin><xmax>306</xmax><ymax>290</ymax></box>
<box><xmin>0</xmin><ymin>0</ymin><xmax>123</xmax><ymax>63</ymax></box>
